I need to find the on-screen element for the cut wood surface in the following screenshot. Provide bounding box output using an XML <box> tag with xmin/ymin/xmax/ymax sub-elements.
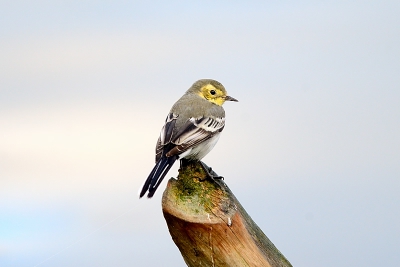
<box><xmin>162</xmin><ymin>161</ymin><xmax>292</xmax><ymax>267</ymax></box>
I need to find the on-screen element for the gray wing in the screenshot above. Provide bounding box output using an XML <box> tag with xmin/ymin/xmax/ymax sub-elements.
<box><xmin>156</xmin><ymin>113</ymin><xmax>225</xmax><ymax>161</ymax></box>
<box><xmin>165</xmin><ymin>116</ymin><xmax>225</xmax><ymax>158</ymax></box>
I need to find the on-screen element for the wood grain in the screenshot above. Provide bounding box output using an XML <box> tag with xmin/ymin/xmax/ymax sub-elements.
<box><xmin>162</xmin><ymin>161</ymin><xmax>292</xmax><ymax>267</ymax></box>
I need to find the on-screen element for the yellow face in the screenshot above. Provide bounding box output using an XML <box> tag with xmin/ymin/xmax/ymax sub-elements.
<box><xmin>198</xmin><ymin>84</ymin><xmax>227</xmax><ymax>106</ymax></box>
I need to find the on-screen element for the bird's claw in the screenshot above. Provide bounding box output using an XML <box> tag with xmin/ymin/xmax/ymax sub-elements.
<box><xmin>199</xmin><ymin>161</ymin><xmax>223</xmax><ymax>181</ymax></box>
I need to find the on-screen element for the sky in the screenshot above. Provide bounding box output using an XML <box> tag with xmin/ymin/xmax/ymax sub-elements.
<box><xmin>1</xmin><ymin>1</ymin><xmax>399</xmax><ymax>266</ymax></box>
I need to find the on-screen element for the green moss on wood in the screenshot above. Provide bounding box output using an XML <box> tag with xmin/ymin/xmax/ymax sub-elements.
<box><xmin>162</xmin><ymin>160</ymin><xmax>293</xmax><ymax>267</ymax></box>
<box><xmin>164</xmin><ymin>161</ymin><xmax>234</xmax><ymax>221</ymax></box>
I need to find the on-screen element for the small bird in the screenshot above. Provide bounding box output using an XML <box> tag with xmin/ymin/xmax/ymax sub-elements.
<box><xmin>139</xmin><ymin>79</ymin><xmax>238</xmax><ymax>198</ymax></box>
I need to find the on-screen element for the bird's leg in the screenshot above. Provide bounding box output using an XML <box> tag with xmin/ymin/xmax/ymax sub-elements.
<box><xmin>179</xmin><ymin>158</ymin><xmax>190</xmax><ymax>170</ymax></box>
<box><xmin>198</xmin><ymin>161</ymin><xmax>224</xmax><ymax>180</ymax></box>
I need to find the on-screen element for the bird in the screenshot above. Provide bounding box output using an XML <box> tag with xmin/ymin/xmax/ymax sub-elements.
<box><xmin>139</xmin><ymin>79</ymin><xmax>238</xmax><ymax>198</ymax></box>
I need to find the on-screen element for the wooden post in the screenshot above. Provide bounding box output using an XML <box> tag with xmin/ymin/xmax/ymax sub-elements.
<box><xmin>162</xmin><ymin>161</ymin><xmax>292</xmax><ymax>267</ymax></box>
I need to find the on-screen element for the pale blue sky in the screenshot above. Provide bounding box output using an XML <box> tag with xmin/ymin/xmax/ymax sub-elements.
<box><xmin>1</xmin><ymin>1</ymin><xmax>399</xmax><ymax>266</ymax></box>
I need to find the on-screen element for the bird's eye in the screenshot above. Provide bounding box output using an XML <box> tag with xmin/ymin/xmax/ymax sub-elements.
<box><xmin>210</xmin><ymin>90</ymin><xmax>216</xmax><ymax>95</ymax></box>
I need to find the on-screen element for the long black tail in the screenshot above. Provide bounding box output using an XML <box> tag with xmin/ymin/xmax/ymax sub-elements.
<box><xmin>139</xmin><ymin>155</ymin><xmax>178</xmax><ymax>198</ymax></box>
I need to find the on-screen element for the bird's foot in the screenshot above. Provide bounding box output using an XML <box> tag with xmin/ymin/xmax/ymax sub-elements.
<box><xmin>199</xmin><ymin>161</ymin><xmax>224</xmax><ymax>181</ymax></box>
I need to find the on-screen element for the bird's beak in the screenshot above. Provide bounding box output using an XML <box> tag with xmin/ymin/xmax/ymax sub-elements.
<box><xmin>225</xmin><ymin>96</ymin><xmax>238</xmax><ymax>102</ymax></box>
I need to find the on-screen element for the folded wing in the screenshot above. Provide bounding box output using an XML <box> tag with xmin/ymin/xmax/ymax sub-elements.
<box><xmin>166</xmin><ymin>116</ymin><xmax>225</xmax><ymax>158</ymax></box>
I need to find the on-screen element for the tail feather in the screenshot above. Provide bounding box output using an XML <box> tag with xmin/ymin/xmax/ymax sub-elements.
<box><xmin>139</xmin><ymin>159</ymin><xmax>161</xmax><ymax>198</ymax></box>
<box><xmin>139</xmin><ymin>155</ymin><xmax>178</xmax><ymax>198</ymax></box>
<box><xmin>147</xmin><ymin>156</ymin><xmax>176</xmax><ymax>198</ymax></box>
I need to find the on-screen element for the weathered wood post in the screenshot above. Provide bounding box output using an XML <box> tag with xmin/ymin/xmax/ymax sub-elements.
<box><xmin>162</xmin><ymin>161</ymin><xmax>292</xmax><ymax>267</ymax></box>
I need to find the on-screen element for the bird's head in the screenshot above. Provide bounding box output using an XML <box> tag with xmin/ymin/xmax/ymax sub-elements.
<box><xmin>192</xmin><ymin>79</ymin><xmax>238</xmax><ymax>106</ymax></box>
